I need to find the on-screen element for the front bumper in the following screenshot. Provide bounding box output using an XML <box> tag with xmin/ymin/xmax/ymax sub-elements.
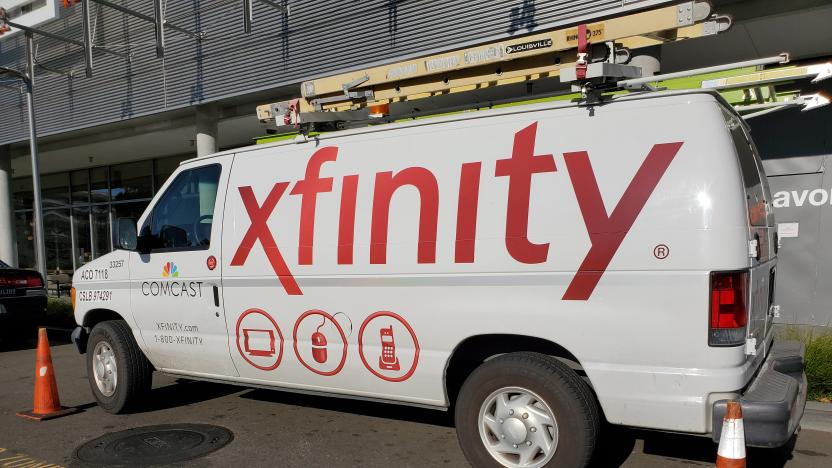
<box><xmin>712</xmin><ymin>339</ymin><xmax>807</xmax><ymax>448</ymax></box>
<box><xmin>71</xmin><ymin>326</ymin><xmax>89</xmax><ymax>354</ymax></box>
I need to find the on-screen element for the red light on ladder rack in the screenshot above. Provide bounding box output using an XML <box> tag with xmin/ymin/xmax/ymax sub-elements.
<box><xmin>369</xmin><ymin>104</ymin><xmax>390</xmax><ymax>118</ymax></box>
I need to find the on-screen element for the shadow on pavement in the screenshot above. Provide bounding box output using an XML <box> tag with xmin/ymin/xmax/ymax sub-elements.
<box><xmin>589</xmin><ymin>424</ymin><xmax>637</xmax><ymax>467</ymax></box>
<box><xmin>0</xmin><ymin>327</ymin><xmax>72</xmax><ymax>352</ymax></box>
<box><xmin>590</xmin><ymin>424</ymin><xmax>797</xmax><ymax>467</ymax></box>
<box><xmin>134</xmin><ymin>380</ymin><xmax>242</xmax><ymax>414</ymax></box>
<box><xmin>238</xmin><ymin>388</ymin><xmax>455</xmax><ymax>427</ymax></box>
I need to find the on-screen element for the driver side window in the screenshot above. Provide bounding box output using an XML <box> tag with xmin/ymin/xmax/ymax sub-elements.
<box><xmin>149</xmin><ymin>164</ymin><xmax>221</xmax><ymax>251</ymax></box>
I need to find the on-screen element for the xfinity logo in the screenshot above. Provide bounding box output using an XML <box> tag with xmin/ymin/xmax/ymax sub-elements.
<box><xmin>230</xmin><ymin>122</ymin><xmax>684</xmax><ymax>301</ymax></box>
<box><xmin>772</xmin><ymin>188</ymin><xmax>832</xmax><ymax>208</ymax></box>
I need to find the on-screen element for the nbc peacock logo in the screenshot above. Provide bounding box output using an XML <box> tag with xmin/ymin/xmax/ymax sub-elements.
<box><xmin>162</xmin><ymin>262</ymin><xmax>179</xmax><ymax>278</ymax></box>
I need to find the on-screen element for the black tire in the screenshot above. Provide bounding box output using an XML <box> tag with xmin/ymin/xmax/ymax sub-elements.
<box><xmin>455</xmin><ymin>352</ymin><xmax>600</xmax><ymax>468</ymax></box>
<box><xmin>86</xmin><ymin>320</ymin><xmax>153</xmax><ymax>413</ymax></box>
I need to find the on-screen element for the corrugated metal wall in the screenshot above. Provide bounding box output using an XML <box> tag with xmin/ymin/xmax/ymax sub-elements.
<box><xmin>0</xmin><ymin>0</ymin><xmax>672</xmax><ymax>145</ymax></box>
<box><xmin>754</xmin><ymin>96</ymin><xmax>832</xmax><ymax>328</ymax></box>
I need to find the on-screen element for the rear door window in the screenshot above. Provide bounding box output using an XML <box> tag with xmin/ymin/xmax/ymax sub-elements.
<box><xmin>724</xmin><ymin>112</ymin><xmax>768</xmax><ymax>227</ymax></box>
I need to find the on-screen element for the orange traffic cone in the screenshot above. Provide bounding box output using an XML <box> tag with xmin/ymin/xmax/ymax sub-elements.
<box><xmin>715</xmin><ymin>400</ymin><xmax>746</xmax><ymax>468</ymax></box>
<box><xmin>16</xmin><ymin>328</ymin><xmax>79</xmax><ymax>421</ymax></box>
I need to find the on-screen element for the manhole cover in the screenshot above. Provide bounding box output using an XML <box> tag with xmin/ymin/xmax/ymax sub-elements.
<box><xmin>72</xmin><ymin>424</ymin><xmax>233</xmax><ymax>466</ymax></box>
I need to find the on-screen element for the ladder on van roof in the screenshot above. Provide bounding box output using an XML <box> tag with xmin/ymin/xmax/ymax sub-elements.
<box><xmin>255</xmin><ymin>1</ymin><xmax>740</xmax><ymax>133</ymax></box>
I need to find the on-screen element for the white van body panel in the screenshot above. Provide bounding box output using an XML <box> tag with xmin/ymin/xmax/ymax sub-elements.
<box><xmin>73</xmin><ymin>91</ymin><xmax>766</xmax><ymax>434</ymax></box>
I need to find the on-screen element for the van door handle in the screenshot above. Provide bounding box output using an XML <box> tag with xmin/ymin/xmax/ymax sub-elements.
<box><xmin>212</xmin><ymin>285</ymin><xmax>220</xmax><ymax>307</ymax></box>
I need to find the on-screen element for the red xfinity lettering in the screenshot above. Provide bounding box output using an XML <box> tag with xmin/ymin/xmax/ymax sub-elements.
<box><xmin>231</xmin><ymin>121</ymin><xmax>682</xmax><ymax>301</ymax></box>
<box><xmin>338</xmin><ymin>174</ymin><xmax>360</xmax><ymax>265</ymax></box>
<box><xmin>291</xmin><ymin>147</ymin><xmax>338</xmax><ymax>265</ymax></box>
<box><xmin>562</xmin><ymin>142</ymin><xmax>683</xmax><ymax>300</ymax></box>
<box><xmin>371</xmin><ymin>167</ymin><xmax>440</xmax><ymax>264</ymax></box>
<box><xmin>231</xmin><ymin>183</ymin><xmax>302</xmax><ymax>295</ymax></box>
<box><xmin>495</xmin><ymin>123</ymin><xmax>557</xmax><ymax>264</ymax></box>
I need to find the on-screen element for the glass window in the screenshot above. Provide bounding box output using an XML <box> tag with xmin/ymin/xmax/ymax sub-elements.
<box><xmin>155</xmin><ymin>156</ymin><xmax>189</xmax><ymax>192</ymax></box>
<box><xmin>113</xmin><ymin>201</ymin><xmax>150</xmax><ymax>223</ymax></box>
<box><xmin>12</xmin><ymin>177</ymin><xmax>33</xmax><ymax>211</ymax></box>
<box><xmin>72</xmin><ymin>207</ymin><xmax>92</xmax><ymax>266</ymax></box>
<box><xmin>150</xmin><ymin>165</ymin><xmax>221</xmax><ymax>250</ymax></box>
<box><xmin>14</xmin><ymin>211</ymin><xmax>35</xmax><ymax>269</ymax></box>
<box><xmin>111</xmin><ymin>161</ymin><xmax>152</xmax><ymax>201</ymax></box>
<box><xmin>43</xmin><ymin>209</ymin><xmax>73</xmax><ymax>274</ymax></box>
<box><xmin>92</xmin><ymin>204</ymin><xmax>112</xmax><ymax>258</ymax></box>
<box><xmin>91</xmin><ymin>167</ymin><xmax>110</xmax><ymax>203</ymax></box>
<box><xmin>41</xmin><ymin>173</ymin><xmax>70</xmax><ymax>207</ymax></box>
<box><xmin>71</xmin><ymin>170</ymin><xmax>90</xmax><ymax>204</ymax></box>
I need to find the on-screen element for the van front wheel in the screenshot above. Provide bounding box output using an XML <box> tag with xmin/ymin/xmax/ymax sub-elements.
<box><xmin>454</xmin><ymin>352</ymin><xmax>599</xmax><ymax>468</ymax></box>
<box><xmin>86</xmin><ymin>320</ymin><xmax>152</xmax><ymax>413</ymax></box>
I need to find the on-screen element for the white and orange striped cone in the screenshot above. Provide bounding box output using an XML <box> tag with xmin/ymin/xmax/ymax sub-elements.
<box><xmin>715</xmin><ymin>400</ymin><xmax>746</xmax><ymax>468</ymax></box>
<box><xmin>16</xmin><ymin>328</ymin><xmax>78</xmax><ymax>421</ymax></box>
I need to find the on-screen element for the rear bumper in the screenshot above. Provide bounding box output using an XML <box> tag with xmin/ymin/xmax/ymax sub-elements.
<box><xmin>0</xmin><ymin>293</ymin><xmax>48</xmax><ymax>333</ymax></box>
<box><xmin>712</xmin><ymin>340</ymin><xmax>807</xmax><ymax>448</ymax></box>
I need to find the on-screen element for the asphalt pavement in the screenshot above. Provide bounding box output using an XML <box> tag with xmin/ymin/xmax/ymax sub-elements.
<box><xmin>1</xmin><ymin>334</ymin><xmax>830</xmax><ymax>468</ymax></box>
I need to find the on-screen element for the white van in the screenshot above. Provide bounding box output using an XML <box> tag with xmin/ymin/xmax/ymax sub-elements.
<box><xmin>71</xmin><ymin>90</ymin><xmax>806</xmax><ymax>467</ymax></box>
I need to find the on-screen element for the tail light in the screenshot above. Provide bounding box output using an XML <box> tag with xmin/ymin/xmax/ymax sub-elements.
<box><xmin>709</xmin><ymin>270</ymin><xmax>748</xmax><ymax>346</ymax></box>
<box><xmin>0</xmin><ymin>273</ymin><xmax>43</xmax><ymax>288</ymax></box>
<box><xmin>71</xmin><ymin>287</ymin><xmax>77</xmax><ymax>311</ymax></box>
<box><xmin>26</xmin><ymin>274</ymin><xmax>43</xmax><ymax>288</ymax></box>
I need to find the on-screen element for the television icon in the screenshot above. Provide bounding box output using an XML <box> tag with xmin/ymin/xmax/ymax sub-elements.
<box><xmin>243</xmin><ymin>329</ymin><xmax>276</xmax><ymax>357</ymax></box>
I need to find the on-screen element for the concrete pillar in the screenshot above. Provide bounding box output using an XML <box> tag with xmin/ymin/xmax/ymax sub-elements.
<box><xmin>0</xmin><ymin>145</ymin><xmax>17</xmax><ymax>267</ymax></box>
<box><xmin>195</xmin><ymin>104</ymin><xmax>219</xmax><ymax>157</ymax></box>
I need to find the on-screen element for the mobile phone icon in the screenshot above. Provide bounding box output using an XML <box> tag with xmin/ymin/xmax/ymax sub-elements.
<box><xmin>379</xmin><ymin>325</ymin><xmax>400</xmax><ymax>371</ymax></box>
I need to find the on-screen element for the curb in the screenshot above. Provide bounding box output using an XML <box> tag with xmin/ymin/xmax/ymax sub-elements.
<box><xmin>801</xmin><ymin>401</ymin><xmax>832</xmax><ymax>433</ymax></box>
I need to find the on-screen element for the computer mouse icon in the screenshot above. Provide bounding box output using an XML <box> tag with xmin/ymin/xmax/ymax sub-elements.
<box><xmin>311</xmin><ymin>331</ymin><xmax>328</xmax><ymax>363</ymax></box>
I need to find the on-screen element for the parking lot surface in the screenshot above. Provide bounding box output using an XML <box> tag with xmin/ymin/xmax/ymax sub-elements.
<box><xmin>1</xmin><ymin>337</ymin><xmax>829</xmax><ymax>468</ymax></box>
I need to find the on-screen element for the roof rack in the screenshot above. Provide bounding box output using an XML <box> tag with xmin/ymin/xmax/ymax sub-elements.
<box><xmin>257</xmin><ymin>1</ymin><xmax>734</xmax><ymax>133</ymax></box>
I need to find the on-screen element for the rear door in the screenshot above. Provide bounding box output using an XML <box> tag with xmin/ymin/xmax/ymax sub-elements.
<box><xmin>725</xmin><ymin>111</ymin><xmax>776</xmax><ymax>355</ymax></box>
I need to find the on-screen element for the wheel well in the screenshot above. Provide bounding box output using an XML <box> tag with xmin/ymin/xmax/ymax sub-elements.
<box><xmin>83</xmin><ymin>308</ymin><xmax>125</xmax><ymax>329</ymax></box>
<box><xmin>445</xmin><ymin>334</ymin><xmax>587</xmax><ymax>407</ymax></box>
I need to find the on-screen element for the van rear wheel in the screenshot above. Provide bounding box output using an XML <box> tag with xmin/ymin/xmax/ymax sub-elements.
<box><xmin>454</xmin><ymin>352</ymin><xmax>599</xmax><ymax>468</ymax></box>
<box><xmin>86</xmin><ymin>320</ymin><xmax>152</xmax><ymax>413</ymax></box>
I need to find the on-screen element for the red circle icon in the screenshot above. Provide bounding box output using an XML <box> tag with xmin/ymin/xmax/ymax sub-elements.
<box><xmin>292</xmin><ymin>309</ymin><xmax>348</xmax><ymax>376</ymax></box>
<box><xmin>235</xmin><ymin>308</ymin><xmax>284</xmax><ymax>371</ymax></box>
<box><xmin>358</xmin><ymin>311</ymin><xmax>419</xmax><ymax>382</ymax></box>
<box><xmin>207</xmin><ymin>255</ymin><xmax>217</xmax><ymax>270</ymax></box>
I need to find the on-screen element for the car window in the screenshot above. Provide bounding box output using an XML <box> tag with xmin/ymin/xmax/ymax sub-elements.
<box><xmin>150</xmin><ymin>164</ymin><xmax>221</xmax><ymax>251</ymax></box>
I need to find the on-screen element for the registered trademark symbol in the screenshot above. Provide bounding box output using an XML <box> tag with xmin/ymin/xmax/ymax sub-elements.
<box><xmin>653</xmin><ymin>244</ymin><xmax>669</xmax><ymax>259</ymax></box>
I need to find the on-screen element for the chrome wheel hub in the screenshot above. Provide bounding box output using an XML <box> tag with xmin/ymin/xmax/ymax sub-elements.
<box><xmin>92</xmin><ymin>341</ymin><xmax>118</xmax><ymax>397</ymax></box>
<box><xmin>478</xmin><ymin>386</ymin><xmax>559</xmax><ymax>468</ymax></box>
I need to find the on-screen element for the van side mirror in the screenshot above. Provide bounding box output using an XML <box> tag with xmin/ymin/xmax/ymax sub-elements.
<box><xmin>114</xmin><ymin>218</ymin><xmax>138</xmax><ymax>251</ymax></box>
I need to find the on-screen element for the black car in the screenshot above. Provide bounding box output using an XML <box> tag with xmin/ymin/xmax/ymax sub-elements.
<box><xmin>0</xmin><ymin>261</ymin><xmax>47</xmax><ymax>341</ymax></box>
